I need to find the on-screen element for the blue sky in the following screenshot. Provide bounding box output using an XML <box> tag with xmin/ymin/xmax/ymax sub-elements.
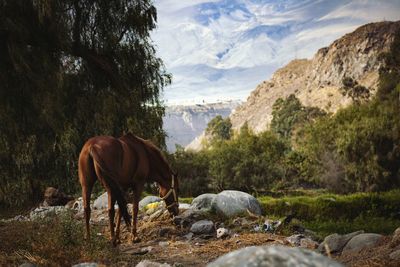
<box><xmin>151</xmin><ymin>0</ymin><xmax>400</xmax><ymax>105</ymax></box>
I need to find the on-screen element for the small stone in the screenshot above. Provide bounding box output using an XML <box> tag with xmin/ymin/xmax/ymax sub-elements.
<box><xmin>285</xmin><ymin>234</ymin><xmax>304</xmax><ymax>246</ymax></box>
<box><xmin>136</xmin><ymin>260</ymin><xmax>171</xmax><ymax>267</ymax></box>
<box><xmin>300</xmin><ymin>238</ymin><xmax>319</xmax><ymax>249</ymax></box>
<box><xmin>390</xmin><ymin>227</ymin><xmax>400</xmax><ymax>248</ymax></box>
<box><xmin>72</xmin><ymin>263</ymin><xmax>98</xmax><ymax>267</ymax></box>
<box><xmin>19</xmin><ymin>263</ymin><xmax>36</xmax><ymax>267</ymax></box>
<box><xmin>190</xmin><ymin>220</ymin><xmax>214</xmax><ymax>234</ymax></box>
<box><xmin>217</xmin><ymin>228</ymin><xmax>230</xmax><ymax>239</ymax></box>
<box><xmin>178</xmin><ymin>203</ymin><xmax>191</xmax><ymax>210</ymax></box>
<box><xmin>389</xmin><ymin>250</ymin><xmax>400</xmax><ymax>261</ymax></box>
<box><xmin>184</xmin><ymin>232</ymin><xmax>194</xmax><ymax>240</ymax></box>
<box><xmin>159</xmin><ymin>241</ymin><xmax>169</xmax><ymax>247</ymax></box>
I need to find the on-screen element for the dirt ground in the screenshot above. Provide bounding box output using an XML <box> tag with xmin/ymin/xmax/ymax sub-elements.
<box><xmin>1</xmin><ymin>207</ymin><xmax>399</xmax><ymax>266</ymax></box>
<box><xmin>90</xmin><ymin>210</ymin><xmax>400</xmax><ymax>267</ymax></box>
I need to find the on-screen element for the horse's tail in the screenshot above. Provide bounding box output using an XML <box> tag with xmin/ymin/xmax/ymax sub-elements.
<box><xmin>89</xmin><ymin>146</ymin><xmax>131</xmax><ymax>227</ymax></box>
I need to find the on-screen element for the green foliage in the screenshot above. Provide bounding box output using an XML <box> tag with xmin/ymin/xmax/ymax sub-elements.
<box><xmin>208</xmin><ymin>127</ymin><xmax>289</xmax><ymax>192</ymax></box>
<box><xmin>206</xmin><ymin>115</ymin><xmax>232</xmax><ymax>141</ymax></box>
<box><xmin>260</xmin><ymin>190</ymin><xmax>400</xmax><ymax>222</ymax></box>
<box><xmin>297</xmin><ymin>96</ymin><xmax>400</xmax><ymax>192</ymax></box>
<box><xmin>0</xmin><ymin>0</ymin><xmax>170</xmax><ymax>206</ymax></box>
<box><xmin>271</xmin><ymin>94</ymin><xmax>325</xmax><ymax>138</ymax></box>
<box><xmin>377</xmin><ymin>29</ymin><xmax>400</xmax><ymax>100</ymax></box>
<box><xmin>168</xmin><ymin>147</ymin><xmax>210</xmax><ymax>197</ymax></box>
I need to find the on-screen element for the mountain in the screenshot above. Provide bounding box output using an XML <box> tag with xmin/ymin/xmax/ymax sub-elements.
<box><xmin>230</xmin><ymin>21</ymin><xmax>400</xmax><ymax>133</ymax></box>
<box><xmin>153</xmin><ymin>0</ymin><xmax>400</xmax><ymax>104</ymax></box>
<box><xmin>163</xmin><ymin>101</ymin><xmax>240</xmax><ymax>152</ymax></box>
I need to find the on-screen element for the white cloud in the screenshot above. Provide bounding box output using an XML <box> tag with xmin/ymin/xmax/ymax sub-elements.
<box><xmin>151</xmin><ymin>0</ymin><xmax>400</xmax><ymax>105</ymax></box>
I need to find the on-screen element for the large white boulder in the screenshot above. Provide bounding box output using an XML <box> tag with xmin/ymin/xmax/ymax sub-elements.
<box><xmin>207</xmin><ymin>245</ymin><xmax>343</xmax><ymax>267</ymax></box>
<box><xmin>190</xmin><ymin>193</ymin><xmax>217</xmax><ymax>212</ymax></box>
<box><xmin>212</xmin><ymin>190</ymin><xmax>262</xmax><ymax>217</ymax></box>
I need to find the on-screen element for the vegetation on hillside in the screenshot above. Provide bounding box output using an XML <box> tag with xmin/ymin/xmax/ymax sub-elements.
<box><xmin>0</xmin><ymin>0</ymin><xmax>170</xmax><ymax>206</ymax></box>
<box><xmin>171</xmin><ymin>29</ymin><xmax>400</xmax><ymax>197</ymax></box>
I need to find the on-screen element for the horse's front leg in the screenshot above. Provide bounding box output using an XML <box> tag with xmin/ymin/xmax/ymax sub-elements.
<box><xmin>114</xmin><ymin>208</ymin><xmax>123</xmax><ymax>245</ymax></box>
<box><xmin>131</xmin><ymin>197</ymin><xmax>140</xmax><ymax>243</ymax></box>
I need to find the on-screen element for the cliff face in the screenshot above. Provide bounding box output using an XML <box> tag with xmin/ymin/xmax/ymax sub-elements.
<box><xmin>163</xmin><ymin>101</ymin><xmax>240</xmax><ymax>152</ymax></box>
<box><xmin>230</xmin><ymin>21</ymin><xmax>400</xmax><ymax>133</ymax></box>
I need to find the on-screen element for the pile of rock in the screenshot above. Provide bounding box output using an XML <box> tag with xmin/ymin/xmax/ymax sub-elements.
<box><xmin>318</xmin><ymin>230</ymin><xmax>384</xmax><ymax>255</ymax></box>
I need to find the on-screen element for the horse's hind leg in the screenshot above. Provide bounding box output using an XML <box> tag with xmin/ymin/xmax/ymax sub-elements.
<box><xmin>79</xmin><ymin>150</ymin><xmax>96</xmax><ymax>240</ymax></box>
<box><xmin>115</xmin><ymin>208</ymin><xmax>124</xmax><ymax>244</ymax></box>
<box><xmin>107</xmin><ymin>191</ymin><xmax>118</xmax><ymax>246</ymax></box>
<box><xmin>82</xmin><ymin>184</ymin><xmax>94</xmax><ymax>240</ymax></box>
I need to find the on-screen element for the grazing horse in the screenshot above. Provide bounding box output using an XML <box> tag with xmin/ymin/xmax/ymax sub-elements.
<box><xmin>78</xmin><ymin>133</ymin><xmax>179</xmax><ymax>245</ymax></box>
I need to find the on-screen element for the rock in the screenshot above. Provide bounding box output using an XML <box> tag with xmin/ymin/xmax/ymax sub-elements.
<box><xmin>178</xmin><ymin>203</ymin><xmax>191</xmax><ymax>210</ymax></box>
<box><xmin>217</xmin><ymin>228</ymin><xmax>230</xmax><ymax>238</ymax></box>
<box><xmin>318</xmin><ymin>230</ymin><xmax>364</xmax><ymax>254</ymax></box>
<box><xmin>43</xmin><ymin>187</ymin><xmax>73</xmax><ymax>206</ymax></box>
<box><xmin>93</xmin><ymin>192</ymin><xmax>108</xmax><ymax>210</ymax></box>
<box><xmin>159</xmin><ymin>241</ymin><xmax>169</xmax><ymax>247</ymax></box>
<box><xmin>173</xmin><ymin>208</ymin><xmax>208</xmax><ymax>227</ymax></box>
<box><xmin>184</xmin><ymin>232</ymin><xmax>194</xmax><ymax>240</ymax></box>
<box><xmin>11</xmin><ymin>215</ymin><xmax>29</xmax><ymax>222</ymax></box>
<box><xmin>390</xmin><ymin>227</ymin><xmax>400</xmax><ymax>248</ymax></box>
<box><xmin>190</xmin><ymin>193</ymin><xmax>217</xmax><ymax>212</ymax></box>
<box><xmin>299</xmin><ymin>238</ymin><xmax>319</xmax><ymax>250</ymax></box>
<box><xmin>29</xmin><ymin>206</ymin><xmax>68</xmax><ymax>220</ymax></box>
<box><xmin>285</xmin><ymin>234</ymin><xmax>304</xmax><ymax>246</ymax></box>
<box><xmin>263</xmin><ymin>219</ymin><xmax>282</xmax><ymax>233</ymax></box>
<box><xmin>19</xmin><ymin>263</ymin><xmax>37</xmax><ymax>267</ymax></box>
<box><xmin>139</xmin><ymin>196</ymin><xmax>162</xmax><ymax>210</ymax></box>
<box><xmin>212</xmin><ymin>190</ymin><xmax>262</xmax><ymax>218</ymax></box>
<box><xmin>136</xmin><ymin>260</ymin><xmax>171</xmax><ymax>267</ymax></box>
<box><xmin>72</xmin><ymin>263</ymin><xmax>99</xmax><ymax>267</ymax></box>
<box><xmin>342</xmin><ymin>233</ymin><xmax>383</xmax><ymax>253</ymax></box>
<box><xmin>389</xmin><ymin>249</ymin><xmax>400</xmax><ymax>261</ymax></box>
<box><xmin>71</xmin><ymin>197</ymin><xmax>83</xmax><ymax>211</ymax></box>
<box><xmin>207</xmin><ymin>245</ymin><xmax>343</xmax><ymax>267</ymax></box>
<box><xmin>190</xmin><ymin>220</ymin><xmax>215</xmax><ymax>234</ymax></box>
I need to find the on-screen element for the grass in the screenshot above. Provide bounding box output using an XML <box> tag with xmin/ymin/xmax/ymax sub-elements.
<box><xmin>258</xmin><ymin>189</ymin><xmax>400</xmax><ymax>237</ymax></box>
<box><xmin>0</xmin><ymin>210</ymin><xmax>125</xmax><ymax>266</ymax></box>
<box><xmin>180</xmin><ymin>189</ymin><xmax>400</xmax><ymax>237</ymax></box>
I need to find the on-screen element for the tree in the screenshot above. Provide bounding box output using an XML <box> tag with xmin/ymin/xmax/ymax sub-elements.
<box><xmin>0</xmin><ymin>0</ymin><xmax>170</xmax><ymax>206</ymax></box>
<box><xmin>271</xmin><ymin>94</ymin><xmax>325</xmax><ymax>138</ymax></box>
<box><xmin>206</xmin><ymin>115</ymin><xmax>232</xmax><ymax>141</ymax></box>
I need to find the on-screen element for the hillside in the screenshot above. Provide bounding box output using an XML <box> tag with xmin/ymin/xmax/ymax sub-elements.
<box><xmin>230</xmin><ymin>21</ymin><xmax>400</xmax><ymax>133</ymax></box>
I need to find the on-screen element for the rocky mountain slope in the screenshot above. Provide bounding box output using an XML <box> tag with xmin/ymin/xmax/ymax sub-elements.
<box><xmin>230</xmin><ymin>21</ymin><xmax>400</xmax><ymax>133</ymax></box>
<box><xmin>163</xmin><ymin>101</ymin><xmax>240</xmax><ymax>152</ymax></box>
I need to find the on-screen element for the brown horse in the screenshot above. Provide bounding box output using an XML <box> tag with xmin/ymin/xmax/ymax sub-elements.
<box><xmin>78</xmin><ymin>133</ymin><xmax>179</xmax><ymax>245</ymax></box>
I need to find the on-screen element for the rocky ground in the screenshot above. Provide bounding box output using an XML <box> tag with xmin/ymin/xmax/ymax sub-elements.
<box><xmin>2</xmin><ymin>189</ymin><xmax>400</xmax><ymax>266</ymax></box>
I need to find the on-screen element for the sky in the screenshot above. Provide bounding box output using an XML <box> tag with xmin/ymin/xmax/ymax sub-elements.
<box><xmin>151</xmin><ymin>0</ymin><xmax>400</xmax><ymax>106</ymax></box>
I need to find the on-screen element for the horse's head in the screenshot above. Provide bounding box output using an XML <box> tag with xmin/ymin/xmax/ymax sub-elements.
<box><xmin>159</xmin><ymin>172</ymin><xmax>179</xmax><ymax>216</ymax></box>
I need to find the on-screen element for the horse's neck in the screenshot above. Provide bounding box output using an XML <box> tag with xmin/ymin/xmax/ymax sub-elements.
<box><xmin>147</xmin><ymin>151</ymin><xmax>171</xmax><ymax>187</ymax></box>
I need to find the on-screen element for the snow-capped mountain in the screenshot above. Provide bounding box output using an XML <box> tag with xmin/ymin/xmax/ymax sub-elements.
<box><xmin>163</xmin><ymin>101</ymin><xmax>240</xmax><ymax>152</ymax></box>
<box><xmin>152</xmin><ymin>0</ymin><xmax>400</xmax><ymax>105</ymax></box>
